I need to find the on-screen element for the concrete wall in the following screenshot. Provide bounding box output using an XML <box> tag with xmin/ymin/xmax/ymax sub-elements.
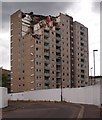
<box><xmin>8</xmin><ymin>84</ymin><xmax>101</xmax><ymax>106</ymax></box>
<box><xmin>0</xmin><ymin>87</ymin><xmax>8</xmax><ymax>108</ymax></box>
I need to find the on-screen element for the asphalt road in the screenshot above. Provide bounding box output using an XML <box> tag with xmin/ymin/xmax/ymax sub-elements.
<box><xmin>2</xmin><ymin>101</ymin><xmax>101</xmax><ymax>119</ymax></box>
<box><xmin>2</xmin><ymin>101</ymin><xmax>81</xmax><ymax>118</ymax></box>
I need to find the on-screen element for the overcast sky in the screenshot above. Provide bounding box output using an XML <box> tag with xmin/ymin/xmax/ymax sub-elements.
<box><xmin>1</xmin><ymin>0</ymin><xmax>101</xmax><ymax>76</ymax></box>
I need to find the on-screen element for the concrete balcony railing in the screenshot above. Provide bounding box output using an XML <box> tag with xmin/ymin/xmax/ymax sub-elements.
<box><xmin>56</xmin><ymin>37</ymin><xmax>61</xmax><ymax>41</ymax></box>
<box><xmin>44</xmin><ymin>73</ymin><xmax>50</xmax><ymax>76</ymax></box>
<box><xmin>56</xmin><ymin>30</ymin><xmax>61</xmax><ymax>34</ymax></box>
<box><xmin>44</xmin><ymin>52</ymin><xmax>50</xmax><ymax>56</ymax></box>
<box><xmin>44</xmin><ymin>59</ymin><xmax>50</xmax><ymax>64</ymax></box>
<box><xmin>44</xmin><ymin>45</ymin><xmax>50</xmax><ymax>50</ymax></box>
<box><xmin>56</xmin><ymin>49</ymin><xmax>61</xmax><ymax>53</ymax></box>
<box><xmin>44</xmin><ymin>66</ymin><xmax>50</xmax><ymax>70</ymax></box>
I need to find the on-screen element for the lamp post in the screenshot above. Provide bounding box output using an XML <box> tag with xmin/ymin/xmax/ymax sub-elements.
<box><xmin>93</xmin><ymin>50</ymin><xmax>98</xmax><ymax>84</ymax></box>
<box><xmin>90</xmin><ymin>67</ymin><xmax>93</xmax><ymax>85</ymax></box>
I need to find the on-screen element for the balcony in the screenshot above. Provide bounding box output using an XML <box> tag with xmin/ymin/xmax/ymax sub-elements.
<box><xmin>44</xmin><ymin>39</ymin><xmax>49</xmax><ymax>44</ymax></box>
<box><xmin>56</xmin><ymin>30</ymin><xmax>61</xmax><ymax>35</ymax></box>
<box><xmin>44</xmin><ymin>72</ymin><xmax>50</xmax><ymax>77</ymax></box>
<box><xmin>56</xmin><ymin>79</ymin><xmax>61</xmax><ymax>84</ymax></box>
<box><xmin>56</xmin><ymin>74</ymin><xmax>61</xmax><ymax>78</ymax></box>
<box><xmin>56</xmin><ymin>49</ymin><xmax>61</xmax><ymax>53</ymax></box>
<box><xmin>56</xmin><ymin>43</ymin><xmax>61</xmax><ymax>47</ymax></box>
<box><xmin>44</xmin><ymin>32</ymin><xmax>49</xmax><ymax>38</ymax></box>
<box><xmin>56</xmin><ymin>33</ymin><xmax>61</xmax><ymax>38</ymax></box>
<box><xmin>44</xmin><ymin>59</ymin><xmax>50</xmax><ymax>63</ymax></box>
<box><xmin>45</xmin><ymin>80</ymin><xmax>50</xmax><ymax>84</ymax></box>
<box><xmin>56</xmin><ymin>37</ymin><xmax>61</xmax><ymax>42</ymax></box>
<box><xmin>44</xmin><ymin>45</ymin><xmax>49</xmax><ymax>50</ymax></box>
<box><xmin>56</xmin><ymin>56</ymin><xmax>61</xmax><ymax>59</ymax></box>
<box><xmin>45</xmin><ymin>66</ymin><xmax>50</xmax><ymax>70</ymax></box>
<box><xmin>56</xmin><ymin>61</ymin><xmax>61</xmax><ymax>65</ymax></box>
<box><xmin>44</xmin><ymin>52</ymin><xmax>50</xmax><ymax>56</ymax></box>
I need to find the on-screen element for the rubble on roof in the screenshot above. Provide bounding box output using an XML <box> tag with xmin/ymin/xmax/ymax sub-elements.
<box><xmin>21</xmin><ymin>11</ymin><xmax>61</xmax><ymax>38</ymax></box>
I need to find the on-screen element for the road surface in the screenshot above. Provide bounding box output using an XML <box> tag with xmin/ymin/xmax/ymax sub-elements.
<box><xmin>1</xmin><ymin>101</ymin><xmax>101</xmax><ymax>119</ymax></box>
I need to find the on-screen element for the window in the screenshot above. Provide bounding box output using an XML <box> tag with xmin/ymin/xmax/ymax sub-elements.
<box><xmin>63</xmin><ymin>79</ymin><xmax>65</xmax><ymax>81</ymax></box>
<box><xmin>80</xmin><ymin>26</ymin><xmax>84</xmax><ymax>31</ymax></box>
<box><xmin>36</xmin><ymin>62</ymin><xmax>39</xmax><ymax>65</ymax></box>
<box><xmin>81</xmin><ymin>64</ymin><xmax>83</xmax><ymax>67</ymax></box>
<box><xmin>81</xmin><ymin>48</ymin><xmax>83</xmax><ymax>51</ymax></box>
<box><xmin>81</xmin><ymin>37</ymin><xmax>83</xmax><ymax>41</ymax></box>
<box><xmin>81</xmin><ymin>43</ymin><xmax>84</xmax><ymax>46</ymax></box>
<box><xmin>81</xmin><ymin>75</ymin><xmax>84</xmax><ymax>78</ymax></box>
<box><xmin>52</xmin><ymin>71</ymin><xmax>54</xmax><ymax>74</ymax></box>
<box><xmin>36</xmin><ymin>48</ymin><xmax>38</xmax><ymax>51</ymax></box>
<box><xmin>36</xmin><ymin>41</ymin><xmax>38</xmax><ymax>44</ymax></box>
<box><xmin>80</xmin><ymin>31</ymin><xmax>84</xmax><ymax>36</ymax></box>
<box><xmin>81</xmin><ymin>59</ymin><xmax>84</xmax><ymax>62</ymax></box>
<box><xmin>19</xmin><ymin>77</ymin><xmax>21</xmax><ymax>80</ymax></box>
<box><xmin>81</xmin><ymin>53</ymin><xmax>84</xmax><ymax>56</ymax></box>
<box><xmin>81</xmin><ymin>70</ymin><xmax>84</xmax><ymax>73</ymax></box>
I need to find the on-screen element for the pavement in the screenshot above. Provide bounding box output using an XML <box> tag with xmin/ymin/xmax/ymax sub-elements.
<box><xmin>82</xmin><ymin>104</ymin><xmax>101</xmax><ymax>118</ymax></box>
<box><xmin>1</xmin><ymin>101</ymin><xmax>102</xmax><ymax>119</ymax></box>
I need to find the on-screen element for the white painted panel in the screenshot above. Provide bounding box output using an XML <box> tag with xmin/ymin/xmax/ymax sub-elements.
<box><xmin>0</xmin><ymin>87</ymin><xmax>8</xmax><ymax>108</ymax></box>
<box><xmin>8</xmin><ymin>84</ymin><xmax>101</xmax><ymax>106</ymax></box>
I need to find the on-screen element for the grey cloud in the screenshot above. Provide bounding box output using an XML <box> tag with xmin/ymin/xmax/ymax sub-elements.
<box><xmin>92</xmin><ymin>2</ymin><xmax>100</xmax><ymax>14</ymax></box>
<box><xmin>2</xmin><ymin>2</ymin><xmax>74</xmax><ymax>29</ymax></box>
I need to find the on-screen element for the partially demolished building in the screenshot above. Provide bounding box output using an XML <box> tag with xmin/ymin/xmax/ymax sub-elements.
<box><xmin>10</xmin><ymin>10</ymin><xmax>89</xmax><ymax>92</ymax></box>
